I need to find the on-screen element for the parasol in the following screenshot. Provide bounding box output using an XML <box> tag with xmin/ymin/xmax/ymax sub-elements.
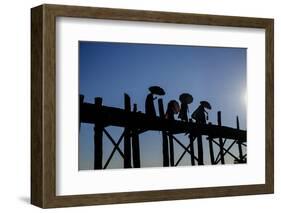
<box><xmin>179</xmin><ymin>93</ymin><xmax>193</xmax><ymax>104</ymax></box>
<box><xmin>149</xmin><ymin>86</ymin><xmax>165</xmax><ymax>95</ymax></box>
<box><xmin>200</xmin><ymin>101</ymin><xmax>212</xmax><ymax>110</ymax></box>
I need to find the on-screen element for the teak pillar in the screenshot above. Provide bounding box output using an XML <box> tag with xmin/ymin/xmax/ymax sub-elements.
<box><xmin>79</xmin><ymin>95</ymin><xmax>84</xmax><ymax>131</ymax></box>
<box><xmin>94</xmin><ymin>97</ymin><xmax>103</xmax><ymax>170</ymax></box>
<box><xmin>217</xmin><ymin>111</ymin><xmax>225</xmax><ymax>164</ymax></box>
<box><xmin>208</xmin><ymin>136</ymin><xmax>215</xmax><ymax>165</ymax></box>
<box><xmin>168</xmin><ymin>134</ymin><xmax>175</xmax><ymax>166</ymax></box>
<box><xmin>236</xmin><ymin>116</ymin><xmax>244</xmax><ymax>163</ymax></box>
<box><xmin>197</xmin><ymin>134</ymin><xmax>204</xmax><ymax>165</ymax></box>
<box><xmin>124</xmin><ymin>94</ymin><xmax>132</xmax><ymax>168</ymax></box>
<box><xmin>158</xmin><ymin>98</ymin><xmax>170</xmax><ymax>167</ymax></box>
<box><xmin>132</xmin><ymin>104</ymin><xmax>141</xmax><ymax>168</ymax></box>
<box><xmin>189</xmin><ymin>134</ymin><xmax>195</xmax><ymax>166</ymax></box>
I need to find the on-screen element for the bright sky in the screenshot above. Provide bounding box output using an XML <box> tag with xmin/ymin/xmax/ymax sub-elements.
<box><xmin>79</xmin><ymin>41</ymin><xmax>247</xmax><ymax>170</ymax></box>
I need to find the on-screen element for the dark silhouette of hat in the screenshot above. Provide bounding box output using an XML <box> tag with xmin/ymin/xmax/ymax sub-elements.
<box><xmin>149</xmin><ymin>86</ymin><xmax>165</xmax><ymax>95</ymax></box>
<box><xmin>200</xmin><ymin>101</ymin><xmax>211</xmax><ymax>109</ymax></box>
<box><xmin>179</xmin><ymin>93</ymin><xmax>193</xmax><ymax>104</ymax></box>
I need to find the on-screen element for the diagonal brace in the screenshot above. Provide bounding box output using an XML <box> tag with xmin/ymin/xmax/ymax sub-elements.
<box><xmin>103</xmin><ymin>129</ymin><xmax>125</xmax><ymax>169</ymax></box>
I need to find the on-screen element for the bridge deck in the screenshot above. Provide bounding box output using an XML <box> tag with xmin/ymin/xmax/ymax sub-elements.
<box><xmin>80</xmin><ymin>102</ymin><xmax>247</xmax><ymax>142</ymax></box>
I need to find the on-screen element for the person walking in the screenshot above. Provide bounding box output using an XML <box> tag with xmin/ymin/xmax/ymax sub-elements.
<box><xmin>165</xmin><ymin>100</ymin><xmax>180</xmax><ymax>120</ymax></box>
<box><xmin>178</xmin><ymin>93</ymin><xmax>193</xmax><ymax>122</ymax></box>
<box><xmin>191</xmin><ymin>101</ymin><xmax>211</xmax><ymax>124</ymax></box>
<box><xmin>145</xmin><ymin>86</ymin><xmax>165</xmax><ymax>117</ymax></box>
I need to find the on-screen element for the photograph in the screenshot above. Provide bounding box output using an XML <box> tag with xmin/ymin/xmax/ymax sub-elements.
<box><xmin>30</xmin><ymin>4</ymin><xmax>274</xmax><ymax>208</ymax></box>
<box><xmin>78</xmin><ymin>41</ymin><xmax>247</xmax><ymax>170</ymax></box>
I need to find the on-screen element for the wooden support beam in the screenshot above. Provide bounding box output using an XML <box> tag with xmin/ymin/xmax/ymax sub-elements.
<box><xmin>241</xmin><ymin>143</ymin><xmax>247</xmax><ymax>147</ymax></box>
<box><xmin>168</xmin><ymin>134</ymin><xmax>175</xmax><ymax>166</ymax></box>
<box><xmin>189</xmin><ymin>135</ymin><xmax>195</xmax><ymax>166</ymax></box>
<box><xmin>80</xmin><ymin>102</ymin><xmax>246</xmax><ymax>141</ymax></box>
<box><xmin>124</xmin><ymin>94</ymin><xmax>132</xmax><ymax>168</ymax></box>
<box><xmin>222</xmin><ymin>140</ymin><xmax>237</xmax><ymax>158</ymax></box>
<box><xmin>217</xmin><ymin>111</ymin><xmax>225</xmax><ymax>164</ymax></box>
<box><xmin>158</xmin><ymin>98</ymin><xmax>169</xmax><ymax>167</ymax></box>
<box><xmin>215</xmin><ymin>140</ymin><xmax>238</xmax><ymax>163</ymax></box>
<box><xmin>103</xmin><ymin>129</ymin><xmax>125</xmax><ymax>159</ymax></box>
<box><xmin>79</xmin><ymin>95</ymin><xmax>84</xmax><ymax>131</ymax></box>
<box><xmin>236</xmin><ymin>116</ymin><xmax>244</xmax><ymax>163</ymax></box>
<box><xmin>208</xmin><ymin>136</ymin><xmax>215</xmax><ymax>165</ymax></box>
<box><xmin>197</xmin><ymin>134</ymin><xmax>204</xmax><ymax>165</ymax></box>
<box><xmin>103</xmin><ymin>130</ymin><xmax>125</xmax><ymax>169</ymax></box>
<box><xmin>94</xmin><ymin>97</ymin><xmax>103</xmax><ymax>170</ymax></box>
<box><xmin>212</xmin><ymin>139</ymin><xmax>240</xmax><ymax>162</ymax></box>
<box><xmin>132</xmin><ymin>104</ymin><xmax>141</xmax><ymax>168</ymax></box>
<box><xmin>173</xmin><ymin>136</ymin><xmax>200</xmax><ymax>166</ymax></box>
<box><xmin>132</xmin><ymin>131</ymin><xmax>140</xmax><ymax>168</ymax></box>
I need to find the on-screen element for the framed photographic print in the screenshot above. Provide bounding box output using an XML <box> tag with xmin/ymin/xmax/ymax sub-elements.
<box><xmin>31</xmin><ymin>4</ymin><xmax>274</xmax><ymax>208</ymax></box>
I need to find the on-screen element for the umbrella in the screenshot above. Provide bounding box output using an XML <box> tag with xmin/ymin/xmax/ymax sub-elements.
<box><xmin>200</xmin><ymin>101</ymin><xmax>212</xmax><ymax>110</ymax></box>
<box><xmin>179</xmin><ymin>93</ymin><xmax>193</xmax><ymax>104</ymax></box>
<box><xmin>149</xmin><ymin>86</ymin><xmax>165</xmax><ymax>95</ymax></box>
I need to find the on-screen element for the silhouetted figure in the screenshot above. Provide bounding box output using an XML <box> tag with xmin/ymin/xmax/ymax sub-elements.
<box><xmin>165</xmin><ymin>100</ymin><xmax>180</xmax><ymax>120</ymax></box>
<box><xmin>178</xmin><ymin>93</ymin><xmax>193</xmax><ymax>122</ymax></box>
<box><xmin>191</xmin><ymin>101</ymin><xmax>211</xmax><ymax>124</ymax></box>
<box><xmin>179</xmin><ymin>104</ymin><xmax>188</xmax><ymax>121</ymax></box>
<box><xmin>145</xmin><ymin>86</ymin><xmax>166</xmax><ymax>117</ymax></box>
<box><xmin>145</xmin><ymin>93</ymin><xmax>157</xmax><ymax>117</ymax></box>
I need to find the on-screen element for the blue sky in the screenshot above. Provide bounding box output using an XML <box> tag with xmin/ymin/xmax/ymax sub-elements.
<box><xmin>79</xmin><ymin>41</ymin><xmax>247</xmax><ymax>170</ymax></box>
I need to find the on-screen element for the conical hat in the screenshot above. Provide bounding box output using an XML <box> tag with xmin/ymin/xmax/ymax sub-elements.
<box><xmin>179</xmin><ymin>93</ymin><xmax>193</xmax><ymax>104</ymax></box>
<box><xmin>200</xmin><ymin>101</ymin><xmax>211</xmax><ymax>109</ymax></box>
<box><xmin>149</xmin><ymin>86</ymin><xmax>165</xmax><ymax>95</ymax></box>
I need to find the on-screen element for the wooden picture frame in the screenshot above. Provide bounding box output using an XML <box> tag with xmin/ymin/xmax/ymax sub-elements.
<box><xmin>31</xmin><ymin>4</ymin><xmax>274</xmax><ymax>208</ymax></box>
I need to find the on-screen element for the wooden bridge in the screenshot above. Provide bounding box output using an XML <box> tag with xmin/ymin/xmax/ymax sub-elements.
<box><xmin>79</xmin><ymin>94</ymin><xmax>247</xmax><ymax>170</ymax></box>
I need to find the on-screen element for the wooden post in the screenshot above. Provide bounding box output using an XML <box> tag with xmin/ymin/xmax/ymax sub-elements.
<box><xmin>236</xmin><ymin>116</ymin><xmax>244</xmax><ymax>162</ymax></box>
<box><xmin>158</xmin><ymin>99</ymin><xmax>169</xmax><ymax>167</ymax></box>
<box><xmin>79</xmin><ymin>95</ymin><xmax>84</xmax><ymax>131</ymax></box>
<box><xmin>197</xmin><ymin>134</ymin><xmax>204</xmax><ymax>165</ymax></box>
<box><xmin>94</xmin><ymin>97</ymin><xmax>103</xmax><ymax>170</ymax></box>
<box><xmin>189</xmin><ymin>134</ymin><xmax>195</xmax><ymax>166</ymax></box>
<box><xmin>208</xmin><ymin>137</ymin><xmax>215</xmax><ymax>165</ymax></box>
<box><xmin>124</xmin><ymin>94</ymin><xmax>132</xmax><ymax>168</ymax></box>
<box><xmin>168</xmin><ymin>134</ymin><xmax>175</xmax><ymax>166</ymax></box>
<box><xmin>132</xmin><ymin>131</ymin><xmax>140</xmax><ymax>168</ymax></box>
<box><xmin>217</xmin><ymin>111</ymin><xmax>225</xmax><ymax>164</ymax></box>
<box><xmin>132</xmin><ymin>104</ymin><xmax>141</xmax><ymax>168</ymax></box>
<box><xmin>207</xmin><ymin>122</ymin><xmax>215</xmax><ymax>165</ymax></box>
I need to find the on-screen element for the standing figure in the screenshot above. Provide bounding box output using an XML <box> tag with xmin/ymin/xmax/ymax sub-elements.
<box><xmin>191</xmin><ymin>101</ymin><xmax>212</xmax><ymax>124</ymax></box>
<box><xmin>145</xmin><ymin>86</ymin><xmax>165</xmax><ymax>117</ymax></box>
<box><xmin>145</xmin><ymin>93</ymin><xmax>157</xmax><ymax>117</ymax></box>
<box><xmin>178</xmin><ymin>93</ymin><xmax>193</xmax><ymax>122</ymax></box>
<box><xmin>165</xmin><ymin>100</ymin><xmax>180</xmax><ymax>120</ymax></box>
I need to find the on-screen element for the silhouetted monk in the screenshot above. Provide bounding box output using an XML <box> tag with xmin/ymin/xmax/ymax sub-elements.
<box><xmin>145</xmin><ymin>93</ymin><xmax>157</xmax><ymax>117</ymax></box>
<box><xmin>179</xmin><ymin>103</ymin><xmax>188</xmax><ymax>121</ymax></box>
<box><xmin>145</xmin><ymin>86</ymin><xmax>165</xmax><ymax>117</ymax></box>
<box><xmin>165</xmin><ymin>100</ymin><xmax>180</xmax><ymax>120</ymax></box>
<box><xmin>191</xmin><ymin>101</ymin><xmax>211</xmax><ymax>124</ymax></box>
<box><xmin>178</xmin><ymin>93</ymin><xmax>193</xmax><ymax>122</ymax></box>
